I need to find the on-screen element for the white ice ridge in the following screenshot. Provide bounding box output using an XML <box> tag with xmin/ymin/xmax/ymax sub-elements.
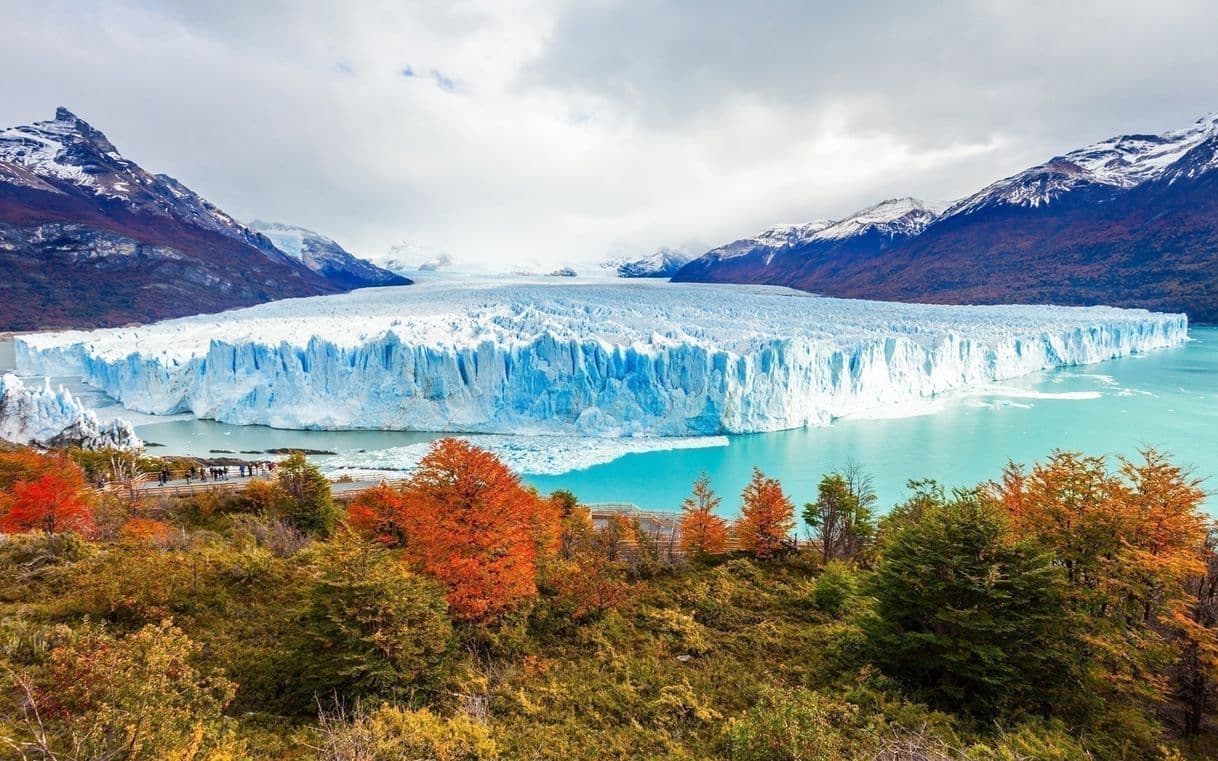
<box><xmin>0</xmin><ymin>373</ymin><xmax>142</xmax><ymax>450</ymax></box>
<box><xmin>14</xmin><ymin>280</ymin><xmax>1188</xmax><ymax>437</ymax></box>
<box><xmin>318</xmin><ymin>434</ymin><xmax>731</xmax><ymax>477</ymax></box>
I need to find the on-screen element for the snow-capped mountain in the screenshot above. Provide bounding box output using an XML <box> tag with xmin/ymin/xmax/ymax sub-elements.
<box><xmin>245</xmin><ymin>220</ymin><xmax>409</xmax><ymax>289</ymax></box>
<box><xmin>0</xmin><ymin>108</ymin><xmax>296</xmax><ymax>265</ymax></box>
<box><xmin>675</xmin><ymin>198</ymin><xmax>944</xmax><ymax>286</ymax></box>
<box><xmin>813</xmin><ymin>197</ymin><xmax>948</xmax><ymax>240</ymax></box>
<box><xmin>946</xmin><ymin>113</ymin><xmax>1218</xmax><ymax>215</ymax></box>
<box><xmin>0</xmin><ymin>108</ymin><xmax>392</xmax><ymax>330</ymax></box>
<box><xmin>702</xmin><ymin>221</ymin><xmax>833</xmax><ymax>264</ymax></box>
<box><xmin>674</xmin><ymin>114</ymin><xmax>1218</xmax><ymax>321</ymax></box>
<box><xmin>372</xmin><ymin>242</ymin><xmax>454</xmax><ymax>275</ymax></box>
<box><xmin>601</xmin><ymin>248</ymin><xmax>692</xmax><ymax>278</ymax></box>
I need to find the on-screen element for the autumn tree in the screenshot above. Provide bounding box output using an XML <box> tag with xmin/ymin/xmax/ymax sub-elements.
<box><xmin>347</xmin><ymin>482</ymin><xmax>410</xmax><ymax>547</ymax></box>
<box><xmin>0</xmin><ymin>450</ymin><xmax>62</xmax><ymax>489</ymax></box>
<box><xmin>680</xmin><ymin>473</ymin><xmax>728</xmax><ymax>557</ymax></box>
<box><xmin>0</xmin><ymin>463</ymin><xmax>94</xmax><ymax>535</ymax></box>
<box><xmin>239</xmin><ymin>476</ymin><xmax>291</xmax><ymax>516</ymax></box>
<box><xmin>119</xmin><ymin>517</ymin><xmax>177</xmax><ymax>546</ymax></box>
<box><xmin>736</xmin><ymin>468</ymin><xmax>795</xmax><ymax>560</ymax></box>
<box><xmin>537</xmin><ymin>504</ymin><xmax>632</xmax><ymax>621</ymax></box>
<box><xmin>276</xmin><ymin>451</ymin><xmax>339</xmax><ymax>536</ymax></box>
<box><xmin>531</xmin><ymin>488</ymin><xmax>565</xmax><ymax>564</ymax></box>
<box><xmin>993</xmin><ymin>449</ymin><xmax>1209</xmax><ymax>706</ymax></box>
<box><xmin>802</xmin><ymin>462</ymin><xmax>877</xmax><ymax>564</ymax></box>
<box><xmin>1175</xmin><ymin>522</ymin><xmax>1218</xmax><ymax>735</ymax></box>
<box><xmin>400</xmin><ymin>438</ymin><xmax>552</xmax><ymax>621</ymax></box>
<box><xmin>549</xmin><ymin>489</ymin><xmax>579</xmax><ymax>519</ymax></box>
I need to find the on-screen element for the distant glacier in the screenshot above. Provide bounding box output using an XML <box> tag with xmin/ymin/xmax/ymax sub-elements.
<box><xmin>15</xmin><ymin>280</ymin><xmax>1188</xmax><ymax>437</ymax></box>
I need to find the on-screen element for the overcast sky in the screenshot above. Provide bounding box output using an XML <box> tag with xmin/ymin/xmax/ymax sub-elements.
<box><xmin>5</xmin><ymin>0</ymin><xmax>1218</xmax><ymax>270</ymax></box>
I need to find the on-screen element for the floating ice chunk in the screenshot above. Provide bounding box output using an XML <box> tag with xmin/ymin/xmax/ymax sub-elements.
<box><xmin>317</xmin><ymin>434</ymin><xmax>731</xmax><ymax>476</ymax></box>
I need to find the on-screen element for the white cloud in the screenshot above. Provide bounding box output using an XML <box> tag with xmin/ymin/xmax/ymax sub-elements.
<box><xmin>3</xmin><ymin>0</ymin><xmax>1217</xmax><ymax>270</ymax></box>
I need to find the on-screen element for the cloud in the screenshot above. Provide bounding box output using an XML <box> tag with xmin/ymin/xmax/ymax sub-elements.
<box><xmin>2</xmin><ymin>0</ymin><xmax>1217</xmax><ymax>270</ymax></box>
<box><xmin>429</xmin><ymin>69</ymin><xmax>457</xmax><ymax>92</ymax></box>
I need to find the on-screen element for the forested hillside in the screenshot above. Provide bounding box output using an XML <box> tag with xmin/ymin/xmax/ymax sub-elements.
<box><xmin>0</xmin><ymin>440</ymin><xmax>1215</xmax><ymax>759</ymax></box>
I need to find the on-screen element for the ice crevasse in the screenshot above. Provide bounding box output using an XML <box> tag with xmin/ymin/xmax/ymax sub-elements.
<box><xmin>14</xmin><ymin>281</ymin><xmax>1189</xmax><ymax>437</ymax></box>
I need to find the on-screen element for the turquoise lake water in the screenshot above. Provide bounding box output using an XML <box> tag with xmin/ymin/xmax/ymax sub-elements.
<box><xmin>530</xmin><ymin>327</ymin><xmax>1218</xmax><ymax>514</ymax></box>
<box><xmin>5</xmin><ymin>328</ymin><xmax>1215</xmax><ymax>516</ymax></box>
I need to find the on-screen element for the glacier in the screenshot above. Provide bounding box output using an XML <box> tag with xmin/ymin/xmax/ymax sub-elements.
<box><xmin>13</xmin><ymin>280</ymin><xmax>1188</xmax><ymax>437</ymax></box>
<box><xmin>0</xmin><ymin>373</ymin><xmax>142</xmax><ymax>450</ymax></box>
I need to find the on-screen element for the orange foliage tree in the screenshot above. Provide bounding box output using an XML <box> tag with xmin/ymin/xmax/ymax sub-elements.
<box><xmin>119</xmin><ymin>517</ymin><xmax>177</xmax><ymax>545</ymax></box>
<box><xmin>1177</xmin><ymin>522</ymin><xmax>1218</xmax><ymax>736</ymax></box>
<box><xmin>399</xmin><ymin>438</ymin><xmax>557</xmax><ymax>621</ymax></box>
<box><xmin>346</xmin><ymin>482</ymin><xmax>410</xmax><ymax>547</ymax></box>
<box><xmin>0</xmin><ymin>450</ymin><xmax>63</xmax><ymax>489</ymax></box>
<box><xmin>539</xmin><ymin>503</ymin><xmax>633</xmax><ymax>620</ymax></box>
<box><xmin>993</xmin><ymin>449</ymin><xmax>1209</xmax><ymax>704</ymax></box>
<box><xmin>0</xmin><ymin>458</ymin><xmax>94</xmax><ymax>535</ymax></box>
<box><xmin>679</xmin><ymin>473</ymin><xmax>728</xmax><ymax>557</ymax></box>
<box><xmin>736</xmin><ymin>467</ymin><xmax>795</xmax><ymax>560</ymax></box>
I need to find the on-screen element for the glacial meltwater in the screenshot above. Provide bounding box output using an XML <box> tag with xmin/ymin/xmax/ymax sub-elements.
<box><xmin>6</xmin><ymin>327</ymin><xmax>1213</xmax><ymax>515</ymax></box>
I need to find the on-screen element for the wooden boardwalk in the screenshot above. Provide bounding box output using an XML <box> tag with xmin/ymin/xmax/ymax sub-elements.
<box><xmin>103</xmin><ymin>471</ymin><xmax>408</xmax><ymax>500</ymax></box>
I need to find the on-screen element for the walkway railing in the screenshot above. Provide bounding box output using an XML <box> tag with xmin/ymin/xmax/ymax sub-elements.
<box><xmin>102</xmin><ymin>484</ymin><xmax>761</xmax><ymax>556</ymax></box>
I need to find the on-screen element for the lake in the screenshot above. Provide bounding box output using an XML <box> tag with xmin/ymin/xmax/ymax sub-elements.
<box><xmin>4</xmin><ymin>328</ymin><xmax>1215</xmax><ymax>515</ymax></box>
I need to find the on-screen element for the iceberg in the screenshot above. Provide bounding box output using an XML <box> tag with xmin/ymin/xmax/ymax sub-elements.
<box><xmin>0</xmin><ymin>373</ymin><xmax>142</xmax><ymax>450</ymax></box>
<box><xmin>14</xmin><ymin>280</ymin><xmax>1188</xmax><ymax>437</ymax></box>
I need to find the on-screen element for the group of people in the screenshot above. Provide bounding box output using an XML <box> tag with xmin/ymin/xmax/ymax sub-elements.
<box><xmin>180</xmin><ymin>460</ymin><xmax>277</xmax><ymax>485</ymax></box>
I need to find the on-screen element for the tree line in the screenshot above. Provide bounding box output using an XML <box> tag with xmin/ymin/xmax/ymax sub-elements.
<box><xmin>0</xmin><ymin>439</ymin><xmax>1214</xmax><ymax>759</ymax></box>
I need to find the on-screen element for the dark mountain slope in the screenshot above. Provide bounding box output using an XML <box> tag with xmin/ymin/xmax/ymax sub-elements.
<box><xmin>0</xmin><ymin>108</ymin><xmax>404</xmax><ymax>330</ymax></box>
<box><xmin>674</xmin><ymin>115</ymin><xmax>1218</xmax><ymax>321</ymax></box>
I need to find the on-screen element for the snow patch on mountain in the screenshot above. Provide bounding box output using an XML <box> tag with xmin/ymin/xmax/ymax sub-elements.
<box><xmin>948</xmin><ymin>113</ymin><xmax>1218</xmax><ymax>215</ymax></box>
<box><xmin>702</xmin><ymin>221</ymin><xmax>833</xmax><ymax>264</ymax></box>
<box><xmin>15</xmin><ymin>280</ymin><xmax>1187</xmax><ymax>438</ymax></box>
<box><xmin>0</xmin><ymin>108</ymin><xmax>105</xmax><ymax>192</ymax></box>
<box><xmin>810</xmin><ymin>198</ymin><xmax>949</xmax><ymax>241</ymax></box>
<box><xmin>245</xmin><ymin>220</ymin><xmax>408</xmax><ymax>288</ymax></box>
<box><xmin>602</xmin><ymin>248</ymin><xmax>692</xmax><ymax>278</ymax></box>
<box><xmin>0</xmin><ymin>373</ymin><xmax>141</xmax><ymax>450</ymax></box>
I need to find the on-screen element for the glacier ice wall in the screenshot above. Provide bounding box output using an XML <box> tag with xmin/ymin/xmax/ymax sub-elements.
<box><xmin>0</xmin><ymin>373</ymin><xmax>142</xmax><ymax>450</ymax></box>
<box><xmin>14</xmin><ymin>280</ymin><xmax>1189</xmax><ymax>436</ymax></box>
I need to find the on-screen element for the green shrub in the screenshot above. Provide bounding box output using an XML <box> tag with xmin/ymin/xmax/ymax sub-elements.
<box><xmin>276</xmin><ymin>452</ymin><xmax>339</xmax><ymax>537</ymax></box>
<box><xmin>811</xmin><ymin>561</ymin><xmax>858</xmax><ymax>617</ymax></box>
<box><xmin>724</xmin><ymin>687</ymin><xmax>866</xmax><ymax>761</ymax></box>
<box><xmin>865</xmin><ymin>493</ymin><xmax>1079</xmax><ymax>719</ymax></box>
<box><xmin>296</xmin><ymin>531</ymin><xmax>454</xmax><ymax>704</ymax></box>
<box><xmin>2</xmin><ymin>620</ymin><xmax>239</xmax><ymax>761</ymax></box>
<box><xmin>315</xmin><ymin>704</ymin><xmax>499</xmax><ymax>761</ymax></box>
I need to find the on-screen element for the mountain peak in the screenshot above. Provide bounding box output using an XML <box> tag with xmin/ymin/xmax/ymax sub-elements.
<box><xmin>808</xmin><ymin>197</ymin><xmax>946</xmax><ymax>242</ymax></box>
<box><xmin>54</xmin><ymin>106</ymin><xmax>82</xmax><ymax>125</ymax></box>
<box><xmin>947</xmin><ymin>111</ymin><xmax>1218</xmax><ymax>216</ymax></box>
<box><xmin>601</xmin><ymin>248</ymin><xmax>691</xmax><ymax>278</ymax></box>
<box><xmin>245</xmin><ymin>218</ymin><xmax>410</xmax><ymax>289</ymax></box>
